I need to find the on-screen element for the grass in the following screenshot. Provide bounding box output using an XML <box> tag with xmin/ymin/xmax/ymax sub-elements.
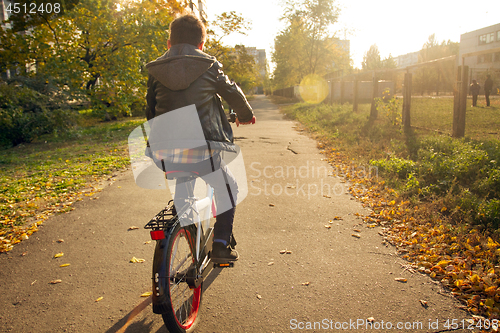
<box><xmin>278</xmin><ymin>95</ymin><xmax>500</xmax><ymax>319</ymax></box>
<box><xmin>0</xmin><ymin>116</ymin><xmax>145</xmax><ymax>252</ymax></box>
<box><xmin>409</xmin><ymin>96</ymin><xmax>500</xmax><ymax>140</ymax></box>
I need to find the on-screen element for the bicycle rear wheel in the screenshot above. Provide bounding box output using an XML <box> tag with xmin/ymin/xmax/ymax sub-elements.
<box><xmin>162</xmin><ymin>224</ymin><xmax>202</xmax><ymax>333</ymax></box>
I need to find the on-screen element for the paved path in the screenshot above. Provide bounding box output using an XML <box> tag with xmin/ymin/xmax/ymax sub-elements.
<box><xmin>1</xmin><ymin>95</ymin><xmax>471</xmax><ymax>332</ymax></box>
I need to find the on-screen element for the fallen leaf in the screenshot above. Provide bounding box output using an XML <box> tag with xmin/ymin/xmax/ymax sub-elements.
<box><xmin>395</xmin><ymin>278</ymin><xmax>407</xmax><ymax>283</ymax></box>
<box><xmin>140</xmin><ymin>292</ymin><xmax>152</xmax><ymax>297</ymax></box>
<box><xmin>144</xmin><ymin>241</ymin><xmax>151</xmax><ymax>244</ymax></box>
<box><xmin>128</xmin><ymin>226</ymin><xmax>139</xmax><ymax>230</ymax></box>
<box><xmin>325</xmin><ymin>225</ymin><xmax>332</xmax><ymax>229</ymax></box>
<box><xmin>49</xmin><ymin>279</ymin><xmax>62</xmax><ymax>284</ymax></box>
<box><xmin>269</xmin><ymin>203</ymin><xmax>275</xmax><ymax>207</ymax></box>
<box><xmin>367</xmin><ymin>317</ymin><xmax>375</xmax><ymax>323</ymax></box>
<box><xmin>59</xmin><ymin>263</ymin><xmax>70</xmax><ymax>267</ymax></box>
<box><xmin>353</xmin><ymin>229</ymin><xmax>361</xmax><ymax>232</ymax></box>
<box><xmin>256</xmin><ymin>294</ymin><xmax>262</xmax><ymax>299</ymax></box>
<box><xmin>57</xmin><ymin>239</ymin><xmax>64</xmax><ymax>243</ymax></box>
<box><xmin>286</xmin><ymin>250</ymin><xmax>292</xmax><ymax>254</ymax></box>
<box><xmin>302</xmin><ymin>282</ymin><xmax>310</xmax><ymax>286</ymax></box>
<box><xmin>95</xmin><ymin>296</ymin><xmax>103</xmax><ymax>302</ymax></box>
<box><xmin>323</xmin><ymin>195</ymin><xmax>331</xmax><ymax>198</ymax></box>
<box><xmin>53</xmin><ymin>252</ymin><xmax>64</xmax><ymax>258</ymax></box>
<box><xmin>130</xmin><ymin>257</ymin><xmax>145</xmax><ymax>263</ymax></box>
<box><xmin>268</xmin><ymin>262</ymin><xmax>274</xmax><ymax>266</ymax></box>
<box><xmin>420</xmin><ymin>300</ymin><xmax>428</xmax><ymax>307</ymax></box>
<box><xmin>352</xmin><ymin>234</ymin><xmax>361</xmax><ymax>238</ymax></box>
<box><xmin>279</xmin><ymin>250</ymin><xmax>286</xmax><ymax>254</ymax></box>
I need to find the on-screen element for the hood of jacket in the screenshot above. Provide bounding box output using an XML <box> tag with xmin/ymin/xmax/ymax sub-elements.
<box><xmin>146</xmin><ymin>44</ymin><xmax>216</xmax><ymax>91</ymax></box>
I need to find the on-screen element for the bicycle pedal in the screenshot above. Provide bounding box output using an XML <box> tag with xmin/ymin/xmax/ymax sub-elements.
<box><xmin>213</xmin><ymin>262</ymin><xmax>234</xmax><ymax>268</ymax></box>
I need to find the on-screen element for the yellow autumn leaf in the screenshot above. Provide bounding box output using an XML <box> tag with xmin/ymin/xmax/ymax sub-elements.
<box><xmin>485</xmin><ymin>298</ymin><xmax>495</xmax><ymax>307</ymax></box>
<box><xmin>95</xmin><ymin>296</ymin><xmax>103</xmax><ymax>302</ymax></box>
<box><xmin>470</xmin><ymin>274</ymin><xmax>480</xmax><ymax>284</ymax></box>
<box><xmin>436</xmin><ymin>260</ymin><xmax>450</xmax><ymax>267</ymax></box>
<box><xmin>49</xmin><ymin>279</ymin><xmax>62</xmax><ymax>284</ymax></box>
<box><xmin>395</xmin><ymin>278</ymin><xmax>407</xmax><ymax>283</ymax></box>
<box><xmin>54</xmin><ymin>252</ymin><xmax>64</xmax><ymax>258</ymax></box>
<box><xmin>130</xmin><ymin>257</ymin><xmax>145</xmax><ymax>263</ymax></box>
<box><xmin>140</xmin><ymin>292</ymin><xmax>152</xmax><ymax>297</ymax></box>
<box><xmin>59</xmin><ymin>263</ymin><xmax>70</xmax><ymax>267</ymax></box>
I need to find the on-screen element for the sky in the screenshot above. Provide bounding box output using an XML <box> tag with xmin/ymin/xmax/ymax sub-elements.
<box><xmin>205</xmin><ymin>0</ymin><xmax>500</xmax><ymax>70</ymax></box>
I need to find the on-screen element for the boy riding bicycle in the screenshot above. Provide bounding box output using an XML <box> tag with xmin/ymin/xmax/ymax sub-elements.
<box><xmin>145</xmin><ymin>14</ymin><xmax>255</xmax><ymax>263</ymax></box>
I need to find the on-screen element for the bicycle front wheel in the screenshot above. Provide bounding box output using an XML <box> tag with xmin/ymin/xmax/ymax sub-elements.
<box><xmin>162</xmin><ymin>224</ymin><xmax>202</xmax><ymax>333</ymax></box>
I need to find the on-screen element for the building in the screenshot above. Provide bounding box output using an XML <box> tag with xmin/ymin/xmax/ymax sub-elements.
<box><xmin>186</xmin><ymin>0</ymin><xmax>207</xmax><ymax>23</ymax></box>
<box><xmin>395</xmin><ymin>51</ymin><xmax>419</xmax><ymax>68</ymax></box>
<box><xmin>459</xmin><ymin>23</ymin><xmax>500</xmax><ymax>71</ymax></box>
<box><xmin>1</xmin><ymin>0</ymin><xmax>12</xmax><ymax>29</ymax></box>
<box><xmin>334</xmin><ymin>39</ymin><xmax>350</xmax><ymax>55</ymax></box>
<box><xmin>246</xmin><ymin>47</ymin><xmax>267</xmax><ymax>78</ymax></box>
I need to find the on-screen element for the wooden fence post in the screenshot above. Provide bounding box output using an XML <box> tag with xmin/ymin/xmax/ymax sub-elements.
<box><xmin>340</xmin><ymin>78</ymin><xmax>344</xmax><ymax>104</ymax></box>
<box><xmin>370</xmin><ymin>74</ymin><xmax>378</xmax><ymax>119</ymax></box>
<box><xmin>452</xmin><ymin>65</ymin><xmax>468</xmax><ymax>138</ymax></box>
<box><xmin>353</xmin><ymin>79</ymin><xmax>358</xmax><ymax>112</ymax></box>
<box><xmin>402</xmin><ymin>72</ymin><xmax>412</xmax><ymax>132</ymax></box>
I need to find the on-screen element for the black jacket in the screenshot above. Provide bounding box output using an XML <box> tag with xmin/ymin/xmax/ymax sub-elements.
<box><xmin>146</xmin><ymin>44</ymin><xmax>254</xmax><ymax>151</ymax></box>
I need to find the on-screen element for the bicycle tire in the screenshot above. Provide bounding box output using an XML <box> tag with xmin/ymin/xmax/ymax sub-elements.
<box><xmin>162</xmin><ymin>223</ymin><xmax>202</xmax><ymax>333</ymax></box>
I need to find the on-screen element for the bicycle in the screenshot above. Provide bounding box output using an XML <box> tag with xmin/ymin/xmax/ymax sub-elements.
<box><xmin>143</xmin><ymin>111</ymin><xmax>241</xmax><ymax>333</ymax></box>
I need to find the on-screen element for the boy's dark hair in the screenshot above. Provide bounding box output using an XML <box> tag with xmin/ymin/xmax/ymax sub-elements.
<box><xmin>169</xmin><ymin>14</ymin><xmax>206</xmax><ymax>47</ymax></box>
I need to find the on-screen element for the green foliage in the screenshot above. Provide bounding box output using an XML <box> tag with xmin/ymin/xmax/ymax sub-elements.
<box><xmin>204</xmin><ymin>12</ymin><xmax>261</xmax><ymax>93</ymax></box>
<box><xmin>370</xmin><ymin>158</ymin><xmax>416</xmax><ymax>180</ymax></box>
<box><xmin>272</xmin><ymin>0</ymin><xmax>349</xmax><ymax>89</ymax></box>
<box><xmin>285</xmin><ymin>98</ymin><xmax>500</xmax><ymax>229</ymax></box>
<box><xmin>0</xmin><ymin>0</ymin><xmax>180</xmax><ymax>121</ymax></box>
<box><xmin>370</xmin><ymin>136</ymin><xmax>500</xmax><ymax>228</ymax></box>
<box><xmin>361</xmin><ymin>44</ymin><xmax>397</xmax><ymax>70</ymax></box>
<box><xmin>375</xmin><ymin>89</ymin><xmax>401</xmax><ymax>126</ymax></box>
<box><xmin>0</xmin><ymin>83</ymin><xmax>76</xmax><ymax>147</ymax></box>
<box><xmin>0</xmin><ymin>117</ymin><xmax>143</xmax><ymax>235</ymax></box>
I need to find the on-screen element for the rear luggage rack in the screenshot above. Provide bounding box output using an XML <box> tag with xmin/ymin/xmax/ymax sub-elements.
<box><xmin>144</xmin><ymin>200</ymin><xmax>178</xmax><ymax>230</ymax></box>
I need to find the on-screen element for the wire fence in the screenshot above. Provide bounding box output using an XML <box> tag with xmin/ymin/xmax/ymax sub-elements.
<box><xmin>272</xmin><ymin>54</ymin><xmax>500</xmax><ymax>139</ymax></box>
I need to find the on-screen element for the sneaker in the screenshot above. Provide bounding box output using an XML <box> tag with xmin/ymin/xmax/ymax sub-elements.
<box><xmin>211</xmin><ymin>242</ymin><xmax>239</xmax><ymax>263</ymax></box>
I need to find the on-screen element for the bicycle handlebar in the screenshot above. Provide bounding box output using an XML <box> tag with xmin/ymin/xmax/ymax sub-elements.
<box><xmin>228</xmin><ymin>111</ymin><xmax>255</xmax><ymax>124</ymax></box>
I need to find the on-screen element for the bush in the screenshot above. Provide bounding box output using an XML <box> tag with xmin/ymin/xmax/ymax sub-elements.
<box><xmin>0</xmin><ymin>83</ymin><xmax>76</xmax><ymax>147</ymax></box>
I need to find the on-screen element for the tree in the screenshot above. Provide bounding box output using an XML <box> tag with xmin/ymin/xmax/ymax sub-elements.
<box><xmin>362</xmin><ymin>44</ymin><xmax>397</xmax><ymax>71</ymax></box>
<box><xmin>362</xmin><ymin>44</ymin><xmax>381</xmax><ymax>70</ymax></box>
<box><xmin>204</xmin><ymin>12</ymin><xmax>260</xmax><ymax>93</ymax></box>
<box><xmin>413</xmin><ymin>34</ymin><xmax>459</xmax><ymax>95</ymax></box>
<box><xmin>272</xmin><ymin>0</ymin><xmax>349</xmax><ymax>89</ymax></box>
<box><xmin>0</xmin><ymin>0</ymin><xmax>183</xmax><ymax>118</ymax></box>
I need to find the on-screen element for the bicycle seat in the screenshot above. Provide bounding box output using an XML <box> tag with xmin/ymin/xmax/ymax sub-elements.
<box><xmin>165</xmin><ymin>170</ymin><xmax>199</xmax><ymax>180</ymax></box>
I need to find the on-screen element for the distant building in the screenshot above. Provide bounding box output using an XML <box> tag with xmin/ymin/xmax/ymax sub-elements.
<box><xmin>246</xmin><ymin>47</ymin><xmax>267</xmax><ymax>78</ymax></box>
<box><xmin>334</xmin><ymin>39</ymin><xmax>350</xmax><ymax>56</ymax></box>
<box><xmin>185</xmin><ymin>0</ymin><xmax>207</xmax><ymax>23</ymax></box>
<box><xmin>245</xmin><ymin>47</ymin><xmax>267</xmax><ymax>94</ymax></box>
<box><xmin>459</xmin><ymin>23</ymin><xmax>500</xmax><ymax>70</ymax></box>
<box><xmin>1</xmin><ymin>0</ymin><xmax>12</xmax><ymax>29</ymax></box>
<box><xmin>395</xmin><ymin>51</ymin><xmax>419</xmax><ymax>68</ymax></box>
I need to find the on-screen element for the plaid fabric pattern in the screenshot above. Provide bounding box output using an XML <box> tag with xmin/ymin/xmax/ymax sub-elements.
<box><xmin>154</xmin><ymin>148</ymin><xmax>216</xmax><ymax>164</ymax></box>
